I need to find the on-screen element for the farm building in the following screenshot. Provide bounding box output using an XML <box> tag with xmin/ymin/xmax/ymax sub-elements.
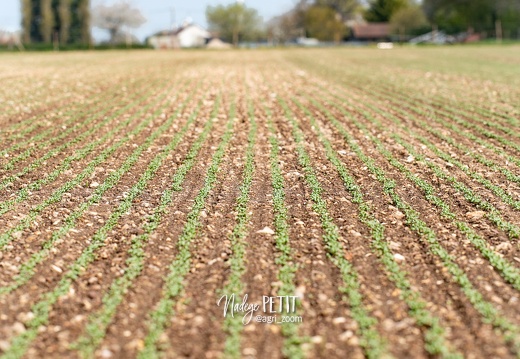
<box><xmin>351</xmin><ymin>23</ymin><xmax>391</xmax><ymax>41</ymax></box>
<box><xmin>148</xmin><ymin>24</ymin><xmax>211</xmax><ymax>49</ymax></box>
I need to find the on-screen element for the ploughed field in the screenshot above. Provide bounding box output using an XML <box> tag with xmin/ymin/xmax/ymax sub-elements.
<box><xmin>0</xmin><ymin>47</ymin><xmax>520</xmax><ymax>359</ymax></box>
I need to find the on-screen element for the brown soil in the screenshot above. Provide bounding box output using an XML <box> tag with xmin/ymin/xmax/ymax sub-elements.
<box><xmin>1</xmin><ymin>48</ymin><xmax>519</xmax><ymax>359</ymax></box>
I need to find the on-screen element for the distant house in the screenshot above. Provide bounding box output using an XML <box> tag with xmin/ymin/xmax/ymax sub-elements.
<box><xmin>0</xmin><ymin>30</ymin><xmax>23</xmax><ymax>50</ymax></box>
<box><xmin>148</xmin><ymin>31</ymin><xmax>180</xmax><ymax>49</ymax></box>
<box><xmin>351</xmin><ymin>23</ymin><xmax>391</xmax><ymax>41</ymax></box>
<box><xmin>206</xmin><ymin>38</ymin><xmax>232</xmax><ymax>49</ymax></box>
<box><xmin>148</xmin><ymin>23</ymin><xmax>210</xmax><ymax>49</ymax></box>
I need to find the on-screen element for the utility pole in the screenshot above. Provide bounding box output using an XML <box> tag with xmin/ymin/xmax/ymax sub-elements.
<box><xmin>170</xmin><ymin>7</ymin><xmax>176</xmax><ymax>30</ymax></box>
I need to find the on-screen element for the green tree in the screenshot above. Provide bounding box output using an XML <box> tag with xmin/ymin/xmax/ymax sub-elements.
<box><xmin>40</xmin><ymin>0</ymin><xmax>54</xmax><ymax>43</ymax></box>
<box><xmin>423</xmin><ymin>0</ymin><xmax>520</xmax><ymax>35</ymax></box>
<box><xmin>365</xmin><ymin>0</ymin><xmax>410</xmax><ymax>22</ymax></box>
<box><xmin>21</xmin><ymin>0</ymin><xmax>32</xmax><ymax>43</ymax></box>
<box><xmin>304</xmin><ymin>5</ymin><xmax>346</xmax><ymax>41</ymax></box>
<box><xmin>21</xmin><ymin>0</ymin><xmax>91</xmax><ymax>45</ymax></box>
<box><xmin>58</xmin><ymin>0</ymin><xmax>71</xmax><ymax>44</ymax></box>
<box><xmin>76</xmin><ymin>0</ymin><xmax>91</xmax><ymax>44</ymax></box>
<box><xmin>315</xmin><ymin>0</ymin><xmax>361</xmax><ymax>21</ymax></box>
<box><xmin>390</xmin><ymin>5</ymin><xmax>428</xmax><ymax>38</ymax></box>
<box><xmin>206</xmin><ymin>3</ymin><xmax>263</xmax><ymax>46</ymax></box>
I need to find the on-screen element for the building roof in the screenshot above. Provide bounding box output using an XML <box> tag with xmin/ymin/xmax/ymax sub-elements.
<box><xmin>352</xmin><ymin>23</ymin><xmax>390</xmax><ymax>39</ymax></box>
<box><xmin>150</xmin><ymin>24</ymin><xmax>209</xmax><ymax>38</ymax></box>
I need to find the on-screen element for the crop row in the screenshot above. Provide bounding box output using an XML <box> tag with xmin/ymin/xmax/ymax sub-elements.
<box><xmin>0</xmin><ymin>81</ymin><xmax>199</xmax><ymax>295</ymax></box>
<box><xmin>0</xmin><ymin>78</ymin><xmax>172</xmax><ymax>206</ymax></box>
<box><xmin>220</xmin><ymin>100</ymin><xmax>257</xmax><ymax>358</ymax></box>
<box><xmin>1</xmin><ymin>77</ymin><xmax>156</xmax><ymax>172</ymax></box>
<box><xmin>339</xmin><ymin>95</ymin><xmax>520</xmax><ymax>291</ymax></box>
<box><xmin>293</xmin><ymin>77</ymin><xmax>520</xmax><ymax>354</ymax></box>
<box><xmin>292</xmin><ymin>97</ymin><xmax>461</xmax><ymax>358</ymax></box>
<box><xmin>0</xmin><ymin>81</ymin><xmax>206</xmax><ymax>359</ymax></box>
<box><xmin>0</xmin><ymin>77</ymin><xmax>191</xmax><ymax>252</ymax></box>
<box><xmin>324</xmin><ymin>87</ymin><xmax>520</xmax><ymax>241</ymax></box>
<box><xmin>72</xmin><ymin>93</ymin><xmax>213</xmax><ymax>359</ymax></box>
<box><xmin>137</xmin><ymin>99</ymin><xmax>235</xmax><ymax>358</ymax></box>
<box><xmin>0</xmin><ymin>76</ymin><xmax>131</xmax><ymax>154</ymax></box>
<box><xmin>306</xmin><ymin>71</ymin><xmax>520</xmax><ymax>237</ymax></box>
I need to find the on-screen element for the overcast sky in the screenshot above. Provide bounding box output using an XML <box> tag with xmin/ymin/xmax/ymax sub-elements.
<box><xmin>1</xmin><ymin>0</ymin><xmax>294</xmax><ymax>41</ymax></box>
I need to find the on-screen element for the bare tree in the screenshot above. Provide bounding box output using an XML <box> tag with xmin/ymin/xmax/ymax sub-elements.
<box><xmin>92</xmin><ymin>1</ymin><xmax>146</xmax><ymax>44</ymax></box>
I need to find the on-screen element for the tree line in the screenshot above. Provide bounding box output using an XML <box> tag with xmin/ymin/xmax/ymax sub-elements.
<box><xmin>21</xmin><ymin>0</ymin><xmax>90</xmax><ymax>45</ymax></box>
<box><xmin>18</xmin><ymin>0</ymin><xmax>520</xmax><ymax>47</ymax></box>
<box><xmin>208</xmin><ymin>0</ymin><xmax>520</xmax><ymax>44</ymax></box>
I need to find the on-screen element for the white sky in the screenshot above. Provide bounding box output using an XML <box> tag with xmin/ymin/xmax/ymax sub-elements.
<box><xmin>0</xmin><ymin>0</ymin><xmax>294</xmax><ymax>41</ymax></box>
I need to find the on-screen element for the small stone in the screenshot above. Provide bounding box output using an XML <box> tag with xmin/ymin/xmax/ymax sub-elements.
<box><xmin>12</xmin><ymin>322</ymin><xmax>26</xmax><ymax>334</ymax></box>
<box><xmin>393</xmin><ymin>253</ymin><xmax>405</xmax><ymax>262</ymax></box>
<box><xmin>193</xmin><ymin>315</ymin><xmax>204</xmax><ymax>326</ymax></box>
<box><xmin>405</xmin><ymin>155</ymin><xmax>414</xmax><ymax>163</ymax></box>
<box><xmin>0</xmin><ymin>340</ymin><xmax>11</xmax><ymax>351</ymax></box>
<box><xmin>294</xmin><ymin>285</ymin><xmax>306</xmax><ymax>299</ymax></box>
<box><xmin>466</xmin><ymin>211</ymin><xmax>486</xmax><ymax>221</ymax></box>
<box><xmin>382</xmin><ymin>319</ymin><xmax>398</xmax><ymax>331</ymax></box>
<box><xmin>496</xmin><ymin>242</ymin><xmax>512</xmax><ymax>252</ymax></box>
<box><xmin>256</xmin><ymin>227</ymin><xmax>275</xmax><ymax>235</ymax></box>
<box><xmin>349</xmin><ymin>230</ymin><xmax>361</xmax><ymax>237</ymax></box>
<box><xmin>269</xmin><ymin>324</ymin><xmax>280</xmax><ymax>334</ymax></box>
<box><xmin>100</xmin><ymin>348</ymin><xmax>113</xmax><ymax>358</ymax></box>
<box><xmin>16</xmin><ymin>312</ymin><xmax>34</xmax><ymax>324</ymax></box>
<box><xmin>348</xmin><ymin>336</ymin><xmax>359</xmax><ymax>346</ymax></box>
<box><xmin>389</xmin><ymin>241</ymin><xmax>401</xmax><ymax>250</ymax></box>
<box><xmin>243</xmin><ymin>347</ymin><xmax>257</xmax><ymax>356</ymax></box>
<box><xmin>332</xmin><ymin>317</ymin><xmax>347</xmax><ymax>325</ymax></box>
<box><xmin>339</xmin><ymin>330</ymin><xmax>354</xmax><ymax>341</ymax></box>
<box><xmin>90</xmin><ymin>182</ymin><xmax>100</xmax><ymax>188</ymax></box>
<box><xmin>393</xmin><ymin>210</ymin><xmax>404</xmax><ymax>219</ymax></box>
<box><xmin>311</xmin><ymin>336</ymin><xmax>323</xmax><ymax>344</ymax></box>
<box><xmin>270</xmin><ymin>281</ymin><xmax>283</xmax><ymax>288</ymax></box>
<box><xmin>51</xmin><ymin>264</ymin><xmax>63</xmax><ymax>273</ymax></box>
